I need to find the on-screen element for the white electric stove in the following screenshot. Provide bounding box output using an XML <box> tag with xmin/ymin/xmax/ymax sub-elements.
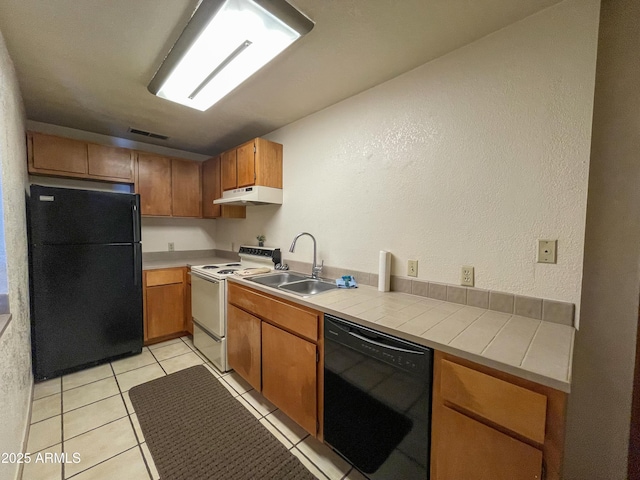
<box><xmin>190</xmin><ymin>246</ymin><xmax>280</xmax><ymax>372</ymax></box>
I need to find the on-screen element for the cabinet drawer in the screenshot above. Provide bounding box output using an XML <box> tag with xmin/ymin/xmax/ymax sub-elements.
<box><xmin>440</xmin><ymin>359</ymin><xmax>547</xmax><ymax>444</ymax></box>
<box><xmin>228</xmin><ymin>283</ymin><xmax>319</xmax><ymax>341</ymax></box>
<box><xmin>435</xmin><ymin>406</ymin><xmax>543</xmax><ymax>480</ymax></box>
<box><xmin>146</xmin><ymin>268</ymin><xmax>184</xmax><ymax>287</ymax></box>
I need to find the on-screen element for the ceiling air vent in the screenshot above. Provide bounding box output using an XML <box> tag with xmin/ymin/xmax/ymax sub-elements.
<box><xmin>128</xmin><ymin>128</ymin><xmax>169</xmax><ymax>140</ymax></box>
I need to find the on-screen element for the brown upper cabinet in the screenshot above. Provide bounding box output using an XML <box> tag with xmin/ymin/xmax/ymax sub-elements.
<box><xmin>28</xmin><ymin>131</ymin><xmax>135</xmax><ymax>183</ymax></box>
<box><xmin>137</xmin><ymin>153</ymin><xmax>172</xmax><ymax>216</ymax></box>
<box><xmin>171</xmin><ymin>158</ymin><xmax>202</xmax><ymax>218</ymax></box>
<box><xmin>202</xmin><ymin>156</ymin><xmax>246</xmax><ymax>219</ymax></box>
<box><xmin>136</xmin><ymin>153</ymin><xmax>202</xmax><ymax>218</ymax></box>
<box><xmin>220</xmin><ymin>138</ymin><xmax>283</xmax><ymax>191</ymax></box>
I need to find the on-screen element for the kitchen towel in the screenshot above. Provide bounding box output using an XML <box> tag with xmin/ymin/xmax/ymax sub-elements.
<box><xmin>378</xmin><ymin>250</ymin><xmax>391</xmax><ymax>292</ymax></box>
<box><xmin>233</xmin><ymin>267</ymin><xmax>271</xmax><ymax>276</ymax></box>
<box><xmin>336</xmin><ymin>275</ymin><xmax>358</xmax><ymax>288</ymax></box>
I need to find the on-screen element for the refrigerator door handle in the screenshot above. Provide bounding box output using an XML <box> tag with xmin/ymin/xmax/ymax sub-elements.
<box><xmin>133</xmin><ymin>244</ymin><xmax>141</xmax><ymax>286</ymax></box>
<box><xmin>131</xmin><ymin>202</ymin><xmax>140</xmax><ymax>241</ymax></box>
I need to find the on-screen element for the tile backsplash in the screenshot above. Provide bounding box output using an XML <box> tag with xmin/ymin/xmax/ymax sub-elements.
<box><xmin>284</xmin><ymin>258</ymin><xmax>575</xmax><ymax>327</ymax></box>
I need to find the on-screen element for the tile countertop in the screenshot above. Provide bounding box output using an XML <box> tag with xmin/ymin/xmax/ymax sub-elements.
<box><xmin>143</xmin><ymin>256</ymin><xmax>239</xmax><ymax>270</ymax></box>
<box><xmin>228</xmin><ymin>275</ymin><xmax>574</xmax><ymax>393</ymax></box>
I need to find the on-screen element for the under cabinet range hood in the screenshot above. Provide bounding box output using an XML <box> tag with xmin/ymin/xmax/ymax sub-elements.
<box><xmin>214</xmin><ymin>186</ymin><xmax>283</xmax><ymax>206</ymax></box>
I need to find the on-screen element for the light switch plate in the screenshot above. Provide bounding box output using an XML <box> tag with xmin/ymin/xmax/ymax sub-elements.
<box><xmin>408</xmin><ymin>260</ymin><xmax>418</xmax><ymax>277</ymax></box>
<box><xmin>537</xmin><ymin>239</ymin><xmax>557</xmax><ymax>264</ymax></box>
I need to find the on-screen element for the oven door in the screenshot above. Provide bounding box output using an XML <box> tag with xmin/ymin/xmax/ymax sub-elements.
<box><xmin>191</xmin><ymin>272</ymin><xmax>225</xmax><ymax>337</ymax></box>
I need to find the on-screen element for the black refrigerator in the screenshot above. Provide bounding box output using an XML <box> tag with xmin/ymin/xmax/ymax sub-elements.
<box><xmin>28</xmin><ymin>185</ymin><xmax>143</xmax><ymax>381</ymax></box>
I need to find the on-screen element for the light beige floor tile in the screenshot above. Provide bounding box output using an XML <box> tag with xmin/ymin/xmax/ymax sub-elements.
<box><xmin>21</xmin><ymin>443</ymin><xmax>62</xmax><ymax>480</ymax></box>
<box><xmin>217</xmin><ymin>377</ymin><xmax>241</xmax><ymax>397</ymax></box>
<box><xmin>180</xmin><ymin>335</ymin><xmax>195</xmax><ymax>350</ymax></box>
<box><xmin>122</xmin><ymin>392</ymin><xmax>135</xmax><ymax>414</ymax></box>
<box><xmin>70</xmin><ymin>446</ymin><xmax>149</xmax><ymax>480</ymax></box>
<box><xmin>26</xmin><ymin>416</ymin><xmax>61</xmax><ymax>453</ymax></box>
<box><xmin>202</xmin><ymin>362</ymin><xmax>221</xmax><ymax>378</ymax></box>
<box><xmin>344</xmin><ymin>468</ymin><xmax>369</xmax><ymax>480</ymax></box>
<box><xmin>220</xmin><ymin>371</ymin><xmax>253</xmax><ymax>395</ymax></box>
<box><xmin>63</xmin><ymin>417</ymin><xmax>137</xmax><ymax>478</ymax></box>
<box><xmin>130</xmin><ymin>413</ymin><xmax>144</xmax><ymax>443</ymax></box>
<box><xmin>265</xmin><ymin>410</ymin><xmax>309</xmax><ymax>445</ymax></box>
<box><xmin>290</xmin><ymin>447</ymin><xmax>330</xmax><ymax>480</ymax></box>
<box><xmin>116</xmin><ymin>364</ymin><xmax>165</xmax><ymax>392</ymax></box>
<box><xmin>297</xmin><ymin>436</ymin><xmax>351</xmax><ymax>480</ymax></box>
<box><xmin>151</xmin><ymin>341</ymin><xmax>192</xmax><ymax>361</ymax></box>
<box><xmin>140</xmin><ymin>443</ymin><xmax>159</xmax><ymax>480</ymax></box>
<box><xmin>33</xmin><ymin>378</ymin><xmax>61</xmax><ymax>401</ymax></box>
<box><xmin>259</xmin><ymin>418</ymin><xmax>293</xmax><ymax>449</ymax></box>
<box><xmin>111</xmin><ymin>350</ymin><xmax>156</xmax><ymax>375</ymax></box>
<box><xmin>147</xmin><ymin>338</ymin><xmax>182</xmax><ymax>350</ymax></box>
<box><xmin>31</xmin><ymin>393</ymin><xmax>61</xmax><ymax>423</ymax></box>
<box><xmin>236</xmin><ymin>396</ymin><xmax>262</xmax><ymax>420</ymax></box>
<box><xmin>62</xmin><ymin>364</ymin><xmax>113</xmax><ymax>391</ymax></box>
<box><xmin>63</xmin><ymin>395</ymin><xmax>126</xmax><ymax>440</ymax></box>
<box><xmin>242</xmin><ymin>390</ymin><xmax>277</xmax><ymax>417</ymax></box>
<box><xmin>63</xmin><ymin>377</ymin><xmax>119</xmax><ymax>412</ymax></box>
<box><xmin>159</xmin><ymin>352</ymin><xmax>203</xmax><ymax>374</ymax></box>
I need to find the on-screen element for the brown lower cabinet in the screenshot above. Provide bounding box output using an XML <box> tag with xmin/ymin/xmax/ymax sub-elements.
<box><xmin>431</xmin><ymin>351</ymin><xmax>567</xmax><ymax>480</ymax></box>
<box><xmin>262</xmin><ymin>322</ymin><xmax>317</xmax><ymax>434</ymax></box>
<box><xmin>144</xmin><ymin>267</ymin><xmax>188</xmax><ymax>344</ymax></box>
<box><xmin>227</xmin><ymin>282</ymin><xmax>322</xmax><ymax>437</ymax></box>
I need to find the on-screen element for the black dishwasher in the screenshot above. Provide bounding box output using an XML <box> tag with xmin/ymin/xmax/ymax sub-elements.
<box><xmin>324</xmin><ymin>314</ymin><xmax>433</xmax><ymax>479</ymax></box>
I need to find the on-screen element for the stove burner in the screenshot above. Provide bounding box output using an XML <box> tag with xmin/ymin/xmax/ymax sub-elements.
<box><xmin>202</xmin><ymin>265</ymin><xmax>219</xmax><ymax>269</ymax></box>
<box><xmin>225</xmin><ymin>263</ymin><xmax>241</xmax><ymax>267</ymax></box>
<box><xmin>217</xmin><ymin>269</ymin><xmax>238</xmax><ymax>275</ymax></box>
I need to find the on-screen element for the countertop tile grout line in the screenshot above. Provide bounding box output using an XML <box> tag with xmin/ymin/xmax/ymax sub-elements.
<box><xmin>479</xmin><ymin>315</ymin><xmax>514</xmax><ymax>356</ymax></box>
<box><xmin>518</xmin><ymin>320</ymin><xmax>543</xmax><ymax>367</ymax></box>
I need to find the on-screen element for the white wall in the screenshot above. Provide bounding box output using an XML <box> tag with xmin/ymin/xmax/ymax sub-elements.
<box><xmin>25</xmin><ymin>122</ymin><xmax>218</xmax><ymax>253</ymax></box>
<box><xmin>0</xmin><ymin>28</ymin><xmax>32</xmax><ymax>480</ymax></box>
<box><xmin>215</xmin><ymin>0</ymin><xmax>600</xmax><ymax>328</ymax></box>
<box><xmin>563</xmin><ymin>0</ymin><xmax>640</xmax><ymax>477</ymax></box>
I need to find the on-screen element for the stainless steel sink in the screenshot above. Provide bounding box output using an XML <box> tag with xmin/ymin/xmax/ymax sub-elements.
<box><xmin>278</xmin><ymin>279</ymin><xmax>338</xmax><ymax>296</ymax></box>
<box><xmin>248</xmin><ymin>272</ymin><xmax>308</xmax><ymax>287</ymax></box>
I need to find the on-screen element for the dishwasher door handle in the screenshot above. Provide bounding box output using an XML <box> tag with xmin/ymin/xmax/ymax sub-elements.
<box><xmin>347</xmin><ymin>331</ymin><xmax>425</xmax><ymax>355</ymax></box>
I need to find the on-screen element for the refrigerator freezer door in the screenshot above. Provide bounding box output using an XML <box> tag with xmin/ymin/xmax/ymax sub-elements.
<box><xmin>29</xmin><ymin>185</ymin><xmax>141</xmax><ymax>245</ymax></box>
<box><xmin>30</xmin><ymin>243</ymin><xmax>143</xmax><ymax>380</ymax></box>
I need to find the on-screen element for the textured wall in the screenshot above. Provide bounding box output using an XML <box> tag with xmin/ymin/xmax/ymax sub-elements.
<box><xmin>0</xmin><ymin>29</ymin><xmax>32</xmax><ymax>480</ymax></box>
<box><xmin>564</xmin><ymin>0</ymin><xmax>640</xmax><ymax>477</ymax></box>
<box><xmin>214</xmin><ymin>0</ymin><xmax>600</xmax><ymax>327</ymax></box>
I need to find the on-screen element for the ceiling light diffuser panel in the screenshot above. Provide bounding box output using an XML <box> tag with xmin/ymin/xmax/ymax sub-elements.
<box><xmin>148</xmin><ymin>0</ymin><xmax>314</xmax><ymax>111</ymax></box>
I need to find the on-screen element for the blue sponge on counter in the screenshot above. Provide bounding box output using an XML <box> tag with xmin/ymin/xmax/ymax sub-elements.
<box><xmin>336</xmin><ymin>275</ymin><xmax>358</xmax><ymax>288</ymax></box>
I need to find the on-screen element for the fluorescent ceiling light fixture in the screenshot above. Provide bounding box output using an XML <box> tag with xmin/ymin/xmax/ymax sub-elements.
<box><xmin>148</xmin><ymin>0</ymin><xmax>314</xmax><ymax>111</ymax></box>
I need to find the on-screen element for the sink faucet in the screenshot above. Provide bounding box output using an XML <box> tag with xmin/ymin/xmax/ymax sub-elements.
<box><xmin>289</xmin><ymin>232</ymin><xmax>324</xmax><ymax>279</ymax></box>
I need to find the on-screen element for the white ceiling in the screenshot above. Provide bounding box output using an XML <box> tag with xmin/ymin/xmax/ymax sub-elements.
<box><xmin>0</xmin><ymin>0</ymin><xmax>562</xmax><ymax>155</ymax></box>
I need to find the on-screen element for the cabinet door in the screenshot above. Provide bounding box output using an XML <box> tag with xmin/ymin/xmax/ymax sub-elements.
<box><xmin>137</xmin><ymin>154</ymin><xmax>172</xmax><ymax>216</ymax></box>
<box><xmin>146</xmin><ymin>283</ymin><xmax>185</xmax><ymax>339</ymax></box>
<box><xmin>221</xmin><ymin>149</ymin><xmax>237</xmax><ymax>191</ymax></box>
<box><xmin>31</xmin><ymin>132</ymin><xmax>87</xmax><ymax>174</ymax></box>
<box><xmin>227</xmin><ymin>304</ymin><xmax>261</xmax><ymax>390</ymax></box>
<box><xmin>87</xmin><ymin>144</ymin><xmax>134</xmax><ymax>181</ymax></box>
<box><xmin>434</xmin><ymin>406</ymin><xmax>543</xmax><ymax>480</ymax></box>
<box><xmin>202</xmin><ymin>156</ymin><xmax>222</xmax><ymax>218</ymax></box>
<box><xmin>236</xmin><ymin>140</ymin><xmax>255</xmax><ymax>188</ymax></box>
<box><xmin>262</xmin><ymin>322</ymin><xmax>317</xmax><ymax>434</ymax></box>
<box><xmin>171</xmin><ymin>158</ymin><xmax>202</xmax><ymax>217</ymax></box>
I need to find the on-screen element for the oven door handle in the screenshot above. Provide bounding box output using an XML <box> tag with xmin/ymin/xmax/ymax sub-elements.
<box><xmin>191</xmin><ymin>271</ymin><xmax>220</xmax><ymax>284</ymax></box>
<box><xmin>347</xmin><ymin>331</ymin><xmax>425</xmax><ymax>355</ymax></box>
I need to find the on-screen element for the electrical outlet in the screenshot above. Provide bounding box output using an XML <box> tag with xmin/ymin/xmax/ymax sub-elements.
<box><xmin>408</xmin><ymin>260</ymin><xmax>418</xmax><ymax>277</ymax></box>
<box><xmin>461</xmin><ymin>266</ymin><xmax>474</xmax><ymax>287</ymax></box>
<box><xmin>537</xmin><ymin>239</ymin><xmax>557</xmax><ymax>264</ymax></box>
<box><xmin>168</xmin><ymin>242</ymin><xmax>175</xmax><ymax>252</ymax></box>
